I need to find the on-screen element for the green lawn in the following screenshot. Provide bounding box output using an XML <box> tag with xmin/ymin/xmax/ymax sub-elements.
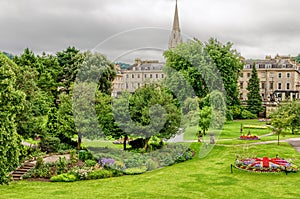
<box><xmin>2</xmin><ymin>142</ymin><xmax>300</xmax><ymax>199</ymax></box>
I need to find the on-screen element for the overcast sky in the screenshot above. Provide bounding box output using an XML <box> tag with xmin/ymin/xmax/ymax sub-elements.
<box><xmin>1</xmin><ymin>0</ymin><xmax>300</xmax><ymax>62</ymax></box>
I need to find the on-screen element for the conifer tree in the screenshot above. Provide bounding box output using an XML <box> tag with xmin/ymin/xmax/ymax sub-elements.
<box><xmin>246</xmin><ymin>64</ymin><xmax>263</xmax><ymax>115</ymax></box>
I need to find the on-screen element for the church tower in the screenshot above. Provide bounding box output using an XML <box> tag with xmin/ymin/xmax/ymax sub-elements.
<box><xmin>168</xmin><ymin>0</ymin><xmax>182</xmax><ymax>49</ymax></box>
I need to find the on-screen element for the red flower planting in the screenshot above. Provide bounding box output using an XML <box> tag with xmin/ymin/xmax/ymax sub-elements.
<box><xmin>235</xmin><ymin>157</ymin><xmax>298</xmax><ymax>173</ymax></box>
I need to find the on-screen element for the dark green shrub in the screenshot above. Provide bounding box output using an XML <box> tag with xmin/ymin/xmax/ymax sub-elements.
<box><xmin>39</xmin><ymin>137</ymin><xmax>60</xmax><ymax>153</ymax></box>
<box><xmin>50</xmin><ymin>173</ymin><xmax>77</xmax><ymax>182</ymax></box>
<box><xmin>85</xmin><ymin>159</ymin><xmax>97</xmax><ymax>167</ymax></box>
<box><xmin>79</xmin><ymin>150</ymin><xmax>93</xmax><ymax>161</ymax></box>
<box><xmin>241</xmin><ymin>109</ymin><xmax>257</xmax><ymax>119</ymax></box>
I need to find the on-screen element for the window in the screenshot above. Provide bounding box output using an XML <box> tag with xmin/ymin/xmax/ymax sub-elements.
<box><xmin>270</xmin><ymin>72</ymin><xmax>274</xmax><ymax>77</ymax></box>
<box><xmin>156</xmin><ymin>74</ymin><xmax>158</xmax><ymax>78</ymax></box>
<box><xmin>138</xmin><ymin>83</ymin><xmax>140</xmax><ymax>88</ymax></box>
<box><xmin>278</xmin><ymin>73</ymin><xmax>282</xmax><ymax>78</ymax></box>
<box><xmin>261</xmin><ymin>72</ymin><xmax>266</xmax><ymax>78</ymax></box>
<box><xmin>126</xmin><ymin>74</ymin><xmax>129</xmax><ymax>78</ymax></box>
<box><xmin>278</xmin><ymin>83</ymin><xmax>282</xmax><ymax>90</ymax></box>
<box><xmin>287</xmin><ymin>73</ymin><xmax>290</xmax><ymax>78</ymax></box>
<box><xmin>150</xmin><ymin>74</ymin><xmax>152</xmax><ymax>78</ymax></box>
<box><xmin>126</xmin><ymin>83</ymin><xmax>128</xmax><ymax>89</ymax></box>
<box><xmin>287</xmin><ymin>83</ymin><xmax>290</xmax><ymax>90</ymax></box>
<box><xmin>240</xmin><ymin>82</ymin><xmax>243</xmax><ymax>89</ymax></box>
<box><xmin>240</xmin><ymin>73</ymin><xmax>243</xmax><ymax>78</ymax></box>
<box><xmin>269</xmin><ymin>82</ymin><xmax>273</xmax><ymax>90</ymax></box>
<box><xmin>161</xmin><ymin>74</ymin><xmax>164</xmax><ymax>78</ymax></box>
<box><xmin>261</xmin><ymin>82</ymin><xmax>265</xmax><ymax>89</ymax></box>
<box><xmin>138</xmin><ymin>74</ymin><xmax>140</xmax><ymax>78</ymax></box>
<box><xmin>247</xmin><ymin>73</ymin><xmax>251</xmax><ymax>78</ymax></box>
<box><xmin>144</xmin><ymin>74</ymin><xmax>147</xmax><ymax>78</ymax></box>
<box><xmin>132</xmin><ymin>74</ymin><xmax>134</xmax><ymax>78</ymax></box>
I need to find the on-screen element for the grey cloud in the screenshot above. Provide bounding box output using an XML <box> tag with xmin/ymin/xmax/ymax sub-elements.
<box><xmin>1</xmin><ymin>0</ymin><xmax>300</xmax><ymax>62</ymax></box>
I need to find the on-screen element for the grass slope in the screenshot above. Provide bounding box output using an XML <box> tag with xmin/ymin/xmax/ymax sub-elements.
<box><xmin>1</xmin><ymin>142</ymin><xmax>300</xmax><ymax>199</ymax></box>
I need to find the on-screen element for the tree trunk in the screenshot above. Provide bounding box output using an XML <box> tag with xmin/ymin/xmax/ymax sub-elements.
<box><xmin>77</xmin><ymin>132</ymin><xmax>82</xmax><ymax>150</ymax></box>
<box><xmin>277</xmin><ymin>132</ymin><xmax>280</xmax><ymax>146</ymax></box>
<box><xmin>143</xmin><ymin>137</ymin><xmax>151</xmax><ymax>151</ymax></box>
<box><xmin>123</xmin><ymin>135</ymin><xmax>128</xmax><ymax>151</ymax></box>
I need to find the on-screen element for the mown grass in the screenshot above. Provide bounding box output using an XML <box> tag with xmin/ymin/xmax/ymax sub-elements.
<box><xmin>1</xmin><ymin>142</ymin><xmax>300</xmax><ymax>199</ymax></box>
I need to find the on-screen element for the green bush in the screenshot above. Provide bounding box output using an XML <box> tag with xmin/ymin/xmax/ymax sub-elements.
<box><xmin>146</xmin><ymin>159</ymin><xmax>158</xmax><ymax>171</ymax></box>
<box><xmin>39</xmin><ymin>137</ymin><xmax>61</xmax><ymax>153</ymax></box>
<box><xmin>241</xmin><ymin>109</ymin><xmax>257</xmax><ymax>119</ymax></box>
<box><xmin>56</xmin><ymin>157</ymin><xmax>68</xmax><ymax>174</ymax></box>
<box><xmin>50</xmin><ymin>173</ymin><xmax>77</xmax><ymax>182</ymax></box>
<box><xmin>79</xmin><ymin>150</ymin><xmax>93</xmax><ymax>161</ymax></box>
<box><xmin>85</xmin><ymin>159</ymin><xmax>97</xmax><ymax>167</ymax></box>
<box><xmin>87</xmin><ymin>169</ymin><xmax>112</xmax><ymax>180</ymax></box>
<box><xmin>70</xmin><ymin>150</ymin><xmax>78</xmax><ymax>165</ymax></box>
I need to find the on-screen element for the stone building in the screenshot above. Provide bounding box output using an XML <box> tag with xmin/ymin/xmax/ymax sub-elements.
<box><xmin>239</xmin><ymin>55</ymin><xmax>300</xmax><ymax>102</ymax></box>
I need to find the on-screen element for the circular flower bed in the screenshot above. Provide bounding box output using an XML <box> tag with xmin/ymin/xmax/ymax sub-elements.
<box><xmin>235</xmin><ymin>157</ymin><xmax>298</xmax><ymax>173</ymax></box>
<box><xmin>239</xmin><ymin>135</ymin><xmax>259</xmax><ymax>140</ymax></box>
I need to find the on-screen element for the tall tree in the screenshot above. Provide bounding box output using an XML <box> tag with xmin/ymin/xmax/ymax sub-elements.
<box><xmin>0</xmin><ymin>52</ymin><xmax>26</xmax><ymax>184</ymax></box>
<box><xmin>246</xmin><ymin>64</ymin><xmax>263</xmax><ymax>115</ymax></box>
<box><xmin>205</xmin><ymin>38</ymin><xmax>244</xmax><ymax>107</ymax></box>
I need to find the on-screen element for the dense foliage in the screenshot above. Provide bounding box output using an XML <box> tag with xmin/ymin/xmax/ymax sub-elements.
<box><xmin>0</xmin><ymin>53</ymin><xmax>25</xmax><ymax>184</ymax></box>
<box><xmin>246</xmin><ymin>65</ymin><xmax>263</xmax><ymax>115</ymax></box>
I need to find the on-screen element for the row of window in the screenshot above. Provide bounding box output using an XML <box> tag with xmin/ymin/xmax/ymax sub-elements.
<box><xmin>240</xmin><ymin>82</ymin><xmax>291</xmax><ymax>90</ymax></box>
<box><xmin>240</xmin><ymin>72</ymin><xmax>291</xmax><ymax>78</ymax></box>
<box><xmin>126</xmin><ymin>73</ymin><xmax>164</xmax><ymax>79</ymax></box>
<box><xmin>244</xmin><ymin>64</ymin><xmax>288</xmax><ymax>69</ymax></box>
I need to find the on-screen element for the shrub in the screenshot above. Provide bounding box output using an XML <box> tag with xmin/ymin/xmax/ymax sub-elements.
<box><xmin>241</xmin><ymin>109</ymin><xmax>257</xmax><ymax>119</ymax></box>
<box><xmin>70</xmin><ymin>149</ymin><xmax>78</xmax><ymax>165</ymax></box>
<box><xmin>87</xmin><ymin>169</ymin><xmax>112</xmax><ymax>180</ymax></box>
<box><xmin>146</xmin><ymin>159</ymin><xmax>158</xmax><ymax>171</ymax></box>
<box><xmin>79</xmin><ymin>150</ymin><xmax>93</xmax><ymax>161</ymax></box>
<box><xmin>56</xmin><ymin>157</ymin><xmax>68</xmax><ymax>174</ymax></box>
<box><xmin>39</xmin><ymin>137</ymin><xmax>60</xmax><ymax>153</ymax></box>
<box><xmin>35</xmin><ymin>156</ymin><xmax>44</xmax><ymax>169</ymax></box>
<box><xmin>50</xmin><ymin>173</ymin><xmax>77</xmax><ymax>182</ymax></box>
<box><xmin>85</xmin><ymin>159</ymin><xmax>97</xmax><ymax>167</ymax></box>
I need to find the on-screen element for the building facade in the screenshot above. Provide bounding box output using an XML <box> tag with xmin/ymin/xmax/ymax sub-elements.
<box><xmin>112</xmin><ymin>59</ymin><xmax>165</xmax><ymax>96</ymax></box>
<box><xmin>239</xmin><ymin>55</ymin><xmax>300</xmax><ymax>102</ymax></box>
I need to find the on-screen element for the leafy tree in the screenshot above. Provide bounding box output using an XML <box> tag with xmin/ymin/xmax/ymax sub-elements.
<box><xmin>246</xmin><ymin>65</ymin><xmax>263</xmax><ymax>115</ymax></box>
<box><xmin>112</xmin><ymin>84</ymin><xmax>181</xmax><ymax>150</ymax></box>
<box><xmin>13</xmin><ymin>49</ymin><xmax>54</xmax><ymax>139</ymax></box>
<box><xmin>95</xmin><ymin>92</ymin><xmax>125</xmax><ymax>149</ymax></box>
<box><xmin>270</xmin><ymin>103</ymin><xmax>295</xmax><ymax>145</ymax></box>
<box><xmin>0</xmin><ymin>52</ymin><xmax>26</xmax><ymax>184</ymax></box>
<box><xmin>164</xmin><ymin>39</ymin><xmax>220</xmax><ymax>99</ymax></box>
<box><xmin>73</xmin><ymin>51</ymin><xmax>117</xmax><ymax>148</ymax></box>
<box><xmin>56</xmin><ymin>93</ymin><xmax>78</xmax><ymax>148</ymax></box>
<box><xmin>56</xmin><ymin>47</ymin><xmax>84</xmax><ymax>93</ymax></box>
<box><xmin>205</xmin><ymin>38</ymin><xmax>243</xmax><ymax>107</ymax></box>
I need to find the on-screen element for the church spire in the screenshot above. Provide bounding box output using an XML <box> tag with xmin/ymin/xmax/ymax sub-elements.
<box><xmin>168</xmin><ymin>0</ymin><xmax>182</xmax><ymax>49</ymax></box>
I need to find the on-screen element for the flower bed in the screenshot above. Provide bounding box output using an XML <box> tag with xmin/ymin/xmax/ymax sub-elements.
<box><xmin>239</xmin><ymin>135</ymin><xmax>259</xmax><ymax>140</ymax></box>
<box><xmin>235</xmin><ymin>157</ymin><xmax>298</xmax><ymax>173</ymax></box>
